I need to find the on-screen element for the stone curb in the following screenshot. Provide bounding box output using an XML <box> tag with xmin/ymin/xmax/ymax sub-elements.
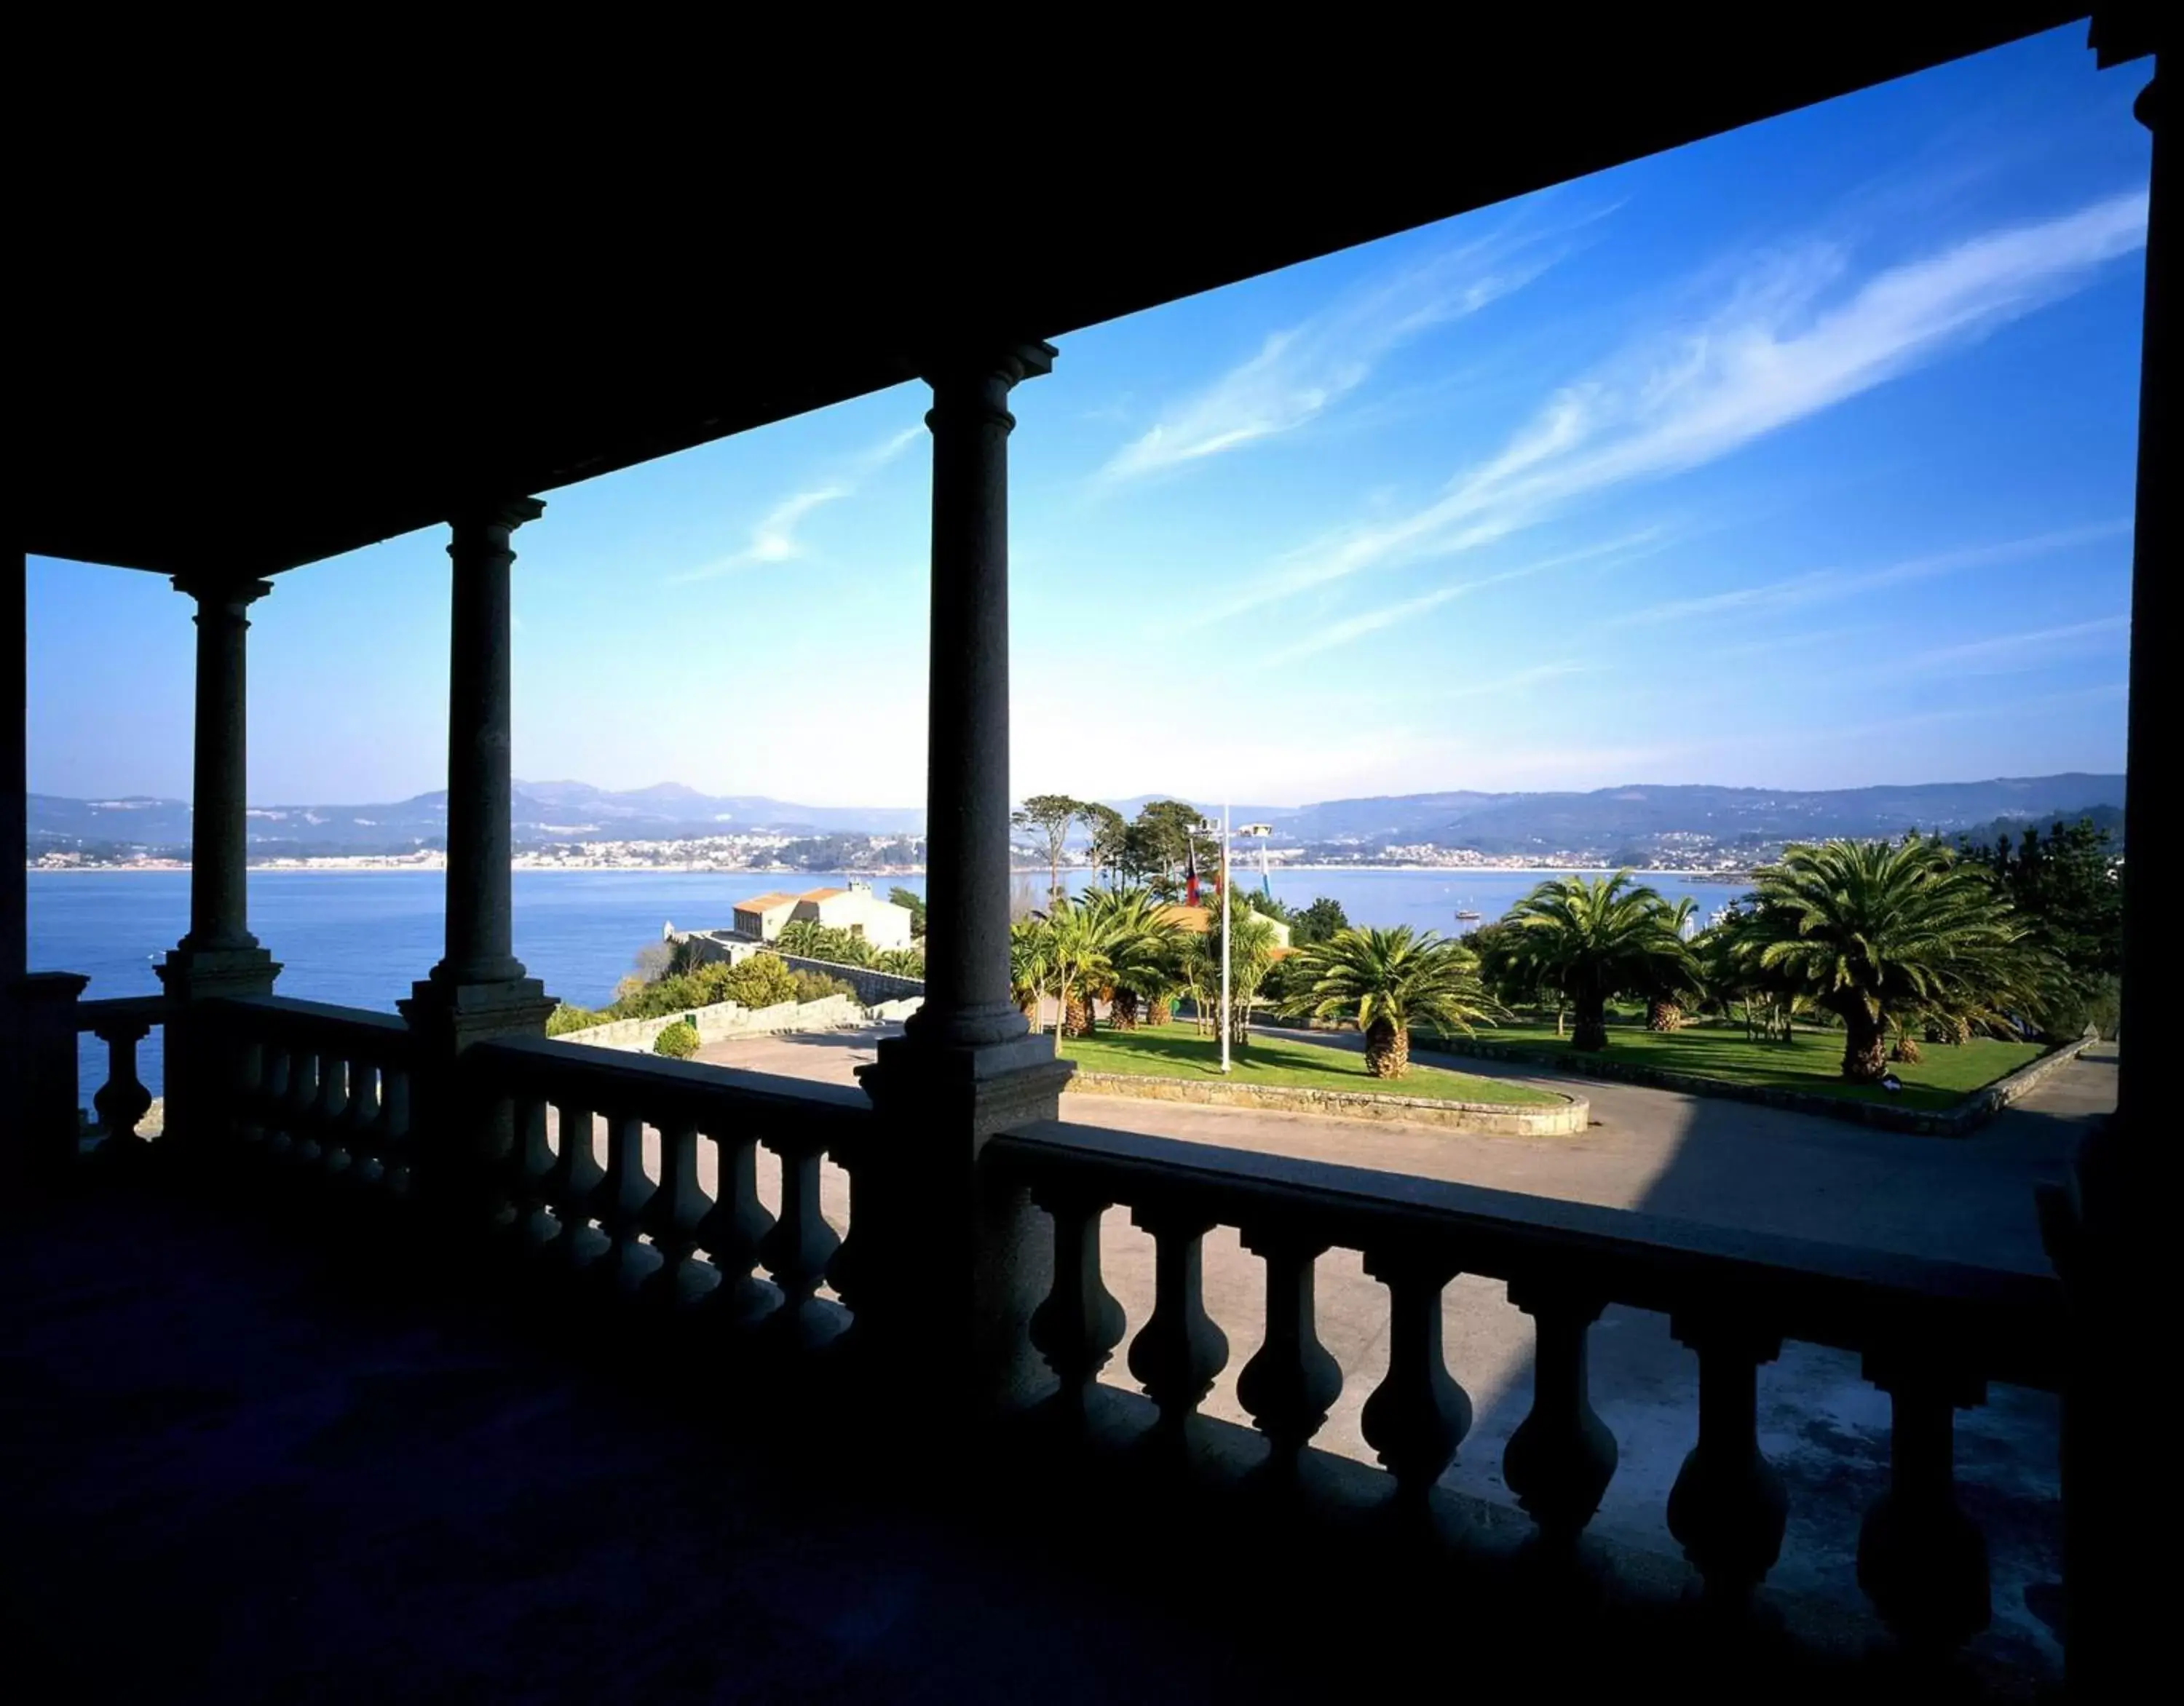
<box><xmin>1064</xmin><ymin>1070</ymin><xmax>1588</xmax><ymax>1136</ymax></box>
<box><xmin>1415</xmin><ymin>1031</ymin><xmax>2098</xmax><ymax>1139</ymax></box>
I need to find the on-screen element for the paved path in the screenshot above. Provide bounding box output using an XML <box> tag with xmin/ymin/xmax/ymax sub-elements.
<box><xmin>697</xmin><ymin>1025</ymin><xmax>2107</xmax><ymax>1270</ymax></box>
<box><xmin>684</xmin><ymin>1022</ymin><xmax>2100</xmax><ymax>1670</ymax></box>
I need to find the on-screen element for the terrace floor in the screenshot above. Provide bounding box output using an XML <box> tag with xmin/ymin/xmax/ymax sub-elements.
<box><xmin>2</xmin><ymin>1046</ymin><xmax>2108</xmax><ymax>1702</ymax></box>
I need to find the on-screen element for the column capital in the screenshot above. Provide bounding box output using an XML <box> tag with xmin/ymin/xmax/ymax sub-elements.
<box><xmin>447</xmin><ymin>496</ymin><xmax>546</xmax><ymax>539</ymax></box>
<box><xmin>921</xmin><ymin>341</ymin><xmax>1057</xmax><ymax>429</ymax></box>
<box><xmin>170</xmin><ymin>574</ymin><xmax>274</xmax><ymax>614</ymax></box>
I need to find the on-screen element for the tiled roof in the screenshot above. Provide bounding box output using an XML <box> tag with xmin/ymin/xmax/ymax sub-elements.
<box><xmin>798</xmin><ymin>887</ymin><xmax>848</xmax><ymax>902</ymax></box>
<box><xmin>732</xmin><ymin>892</ymin><xmax>797</xmax><ymax>912</ymax></box>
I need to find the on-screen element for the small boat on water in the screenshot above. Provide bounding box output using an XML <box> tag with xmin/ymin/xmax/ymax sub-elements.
<box><xmin>1455</xmin><ymin>909</ymin><xmax>1482</xmax><ymax>921</ymax></box>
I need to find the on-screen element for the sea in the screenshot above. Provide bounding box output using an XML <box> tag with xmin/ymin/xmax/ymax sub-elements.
<box><xmin>31</xmin><ymin>865</ymin><xmax>1736</xmax><ymax>1099</ymax></box>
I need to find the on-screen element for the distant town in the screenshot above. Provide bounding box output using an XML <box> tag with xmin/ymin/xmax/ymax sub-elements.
<box><xmin>25</xmin><ymin>774</ymin><xmax>2124</xmax><ymax>875</ymax></box>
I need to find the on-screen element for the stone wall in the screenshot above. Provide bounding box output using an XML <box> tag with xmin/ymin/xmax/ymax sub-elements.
<box><xmin>778</xmin><ymin>955</ymin><xmax>925</xmax><ymax>1007</ymax></box>
<box><xmin>1064</xmin><ymin>1071</ymin><xmax>1588</xmax><ymax>1136</ymax></box>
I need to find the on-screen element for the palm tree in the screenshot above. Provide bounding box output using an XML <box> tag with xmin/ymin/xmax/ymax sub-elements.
<box><xmin>1010</xmin><ymin>916</ymin><xmax>1054</xmax><ymax>1027</ymax></box>
<box><xmin>1501</xmin><ymin>872</ymin><xmax>1696</xmax><ymax>1052</ymax></box>
<box><xmin>1642</xmin><ymin>897</ymin><xmax>1704</xmax><ymax>1031</ymax></box>
<box><xmin>1285</xmin><ymin>925</ymin><xmax>1500</xmax><ymax>1079</ymax></box>
<box><xmin>1073</xmin><ymin>886</ymin><xmax>1183</xmax><ymax>1030</ymax></box>
<box><xmin>1743</xmin><ymin>836</ymin><xmax>2047</xmax><ymax>1082</ymax></box>
<box><xmin>1206</xmin><ymin>905</ymin><xmax>1281</xmax><ymax>1049</ymax></box>
<box><xmin>1043</xmin><ymin>900</ymin><xmax>1112</xmax><ymax>1039</ymax></box>
<box><xmin>871</xmin><ymin>946</ymin><xmax>925</xmax><ymax>979</ymax></box>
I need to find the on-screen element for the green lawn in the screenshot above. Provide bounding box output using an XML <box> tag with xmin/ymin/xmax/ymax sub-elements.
<box><xmin>1059</xmin><ymin>1023</ymin><xmax>1565</xmax><ymax>1107</ymax></box>
<box><xmin>1462</xmin><ymin>1019</ymin><xmax>2044</xmax><ymax>1112</ymax></box>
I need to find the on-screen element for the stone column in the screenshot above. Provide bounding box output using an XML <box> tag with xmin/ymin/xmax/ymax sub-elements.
<box><xmin>905</xmin><ymin>342</ymin><xmax>1054</xmax><ymax>1055</ymax></box>
<box><xmin>169</xmin><ymin>576</ymin><xmax>274</xmax><ymax>961</ymax></box>
<box><xmin>2044</xmin><ymin>24</ymin><xmax>2166</xmax><ymax>1699</ymax></box>
<box><xmin>858</xmin><ymin>341</ymin><xmax>1074</xmax><ymax>1419</ymax></box>
<box><xmin>155</xmin><ymin>573</ymin><xmax>280</xmax><ymax>1147</ymax></box>
<box><xmin>403</xmin><ymin>497</ymin><xmax>552</xmax><ymax>1038</ymax></box>
<box><xmin>401</xmin><ymin>499</ymin><xmax>553</xmax><ymax>1221</ymax></box>
<box><xmin>157</xmin><ymin>574</ymin><xmax>282</xmax><ymax>992</ymax></box>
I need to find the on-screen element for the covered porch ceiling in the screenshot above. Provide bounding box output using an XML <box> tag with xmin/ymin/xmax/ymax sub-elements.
<box><xmin>22</xmin><ymin>9</ymin><xmax>2088</xmax><ymax>580</ymax></box>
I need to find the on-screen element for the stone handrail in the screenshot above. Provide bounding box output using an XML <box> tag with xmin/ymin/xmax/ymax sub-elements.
<box><xmin>985</xmin><ymin>1117</ymin><xmax>2062</xmax><ymax>1651</ymax></box>
<box><xmin>466</xmin><ymin>1036</ymin><xmax>875</xmax><ymax>1344</ymax></box>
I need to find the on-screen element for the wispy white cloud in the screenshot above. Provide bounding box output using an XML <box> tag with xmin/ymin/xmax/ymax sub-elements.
<box><xmin>671</xmin><ymin>425</ymin><xmax>921</xmax><ymax>582</ymax></box>
<box><xmin>1102</xmin><ymin>216</ymin><xmax>1587</xmax><ymax>481</ymax></box>
<box><xmin>1211</xmin><ymin>189</ymin><xmax>2148</xmax><ymax>619</ymax></box>
<box><xmin>1905</xmin><ymin>614</ymin><xmax>2129</xmax><ymax>674</ymax></box>
<box><xmin>1255</xmin><ymin>533</ymin><xmax>1664</xmax><ymax>664</ymax></box>
<box><xmin>1608</xmin><ymin>519</ymin><xmax>2131</xmax><ymax>629</ymax></box>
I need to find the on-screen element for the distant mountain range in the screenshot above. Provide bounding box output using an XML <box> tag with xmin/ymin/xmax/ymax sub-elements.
<box><xmin>27</xmin><ymin>772</ymin><xmax>2125</xmax><ymax>862</ymax></box>
<box><xmin>28</xmin><ymin>779</ymin><xmax>925</xmax><ymax>859</ymax></box>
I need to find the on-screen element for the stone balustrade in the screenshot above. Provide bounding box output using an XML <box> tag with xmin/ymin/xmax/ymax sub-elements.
<box><xmin>986</xmin><ymin>1118</ymin><xmax>2064</xmax><ymax>1654</ymax></box>
<box><xmin>215</xmin><ymin>996</ymin><xmax>419</xmax><ymax>1189</ymax></box>
<box><xmin>468</xmin><ymin>1034</ymin><xmax>874</xmax><ymax>1346</ymax></box>
<box><xmin>51</xmin><ymin>980</ymin><xmax>2065</xmax><ymax>1662</ymax></box>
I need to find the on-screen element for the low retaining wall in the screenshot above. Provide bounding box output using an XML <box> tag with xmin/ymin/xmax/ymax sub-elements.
<box><xmin>1064</xmin><ymin>1071</ymin><xmax>1588</xmax><ymax>1136</ymax></box>
<box><xmin>559</xmin><ymin>993</ymin><xmax>866</xmax><ymax>1054</ymax></box>
<box><xmin>778</xmin><ymin>955</ymin><xmax>925</xmax><ymax>1007</ymax></box>
<box><xmin>1421</xmin><ymin>1031</ymin><xmax>2099</xmax><ymax>1138</ymax></box>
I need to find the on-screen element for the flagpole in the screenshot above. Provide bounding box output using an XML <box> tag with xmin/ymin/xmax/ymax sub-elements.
<box><xmin>1220</xmin><ymin>802</ymin><xmax>1232</xmax><ymax>1075</ymax></box>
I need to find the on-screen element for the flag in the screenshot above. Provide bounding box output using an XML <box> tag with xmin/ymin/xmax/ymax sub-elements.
<box><xmin>1184</xmin><ymin>836</ymin><xmax>1200</xmax><ymax>906</ymax></box>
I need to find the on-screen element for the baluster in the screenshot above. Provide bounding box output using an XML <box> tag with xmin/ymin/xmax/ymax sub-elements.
<box><xmin>508</xmin><ymin>1090</ymin><xmax>553</xmax><ymax>1239</ymax></box>
<box><xmin>90</xmin><ymin>1017</ymin><xmax>154</xmax><ymax>1156</ymax></box>
<box><xmin>379</xmin><ymin>1066</ymin><xmax>413</xmax><ymax>1191</ymax></box>
<box><xmin>253</xmin><ymin>1042</ymin><xmax>287</xmax><ymax>1148</ymax></box>
<box><xmin>1503</xmin><ymin>1281</ymin><xmax>1618</xmax><ymax>1548</ymax></box>
<box><xmin>759</xmin><ymin>1132</ymin><xmax>843</xmax><ymax>1346</ymax></box>
<box><xmin>638</xmin><ymin>1114</ymin><xmax>711</xmax><ymax>1307</ymax></box>
<box><xmin>234</xmin><ymin>1034</ymin><xmax>268</xmax><ymax>1143</ymax></box>
<box><xmin>280</xmin><ymin>1047</ymin><xmax>320</xmax><ymax>1159</ymax></box>
<box><xmin>695</xmin><ymin>1126</ymin><xmax>778</xmax><ymax>1326</ymax></box>
<box><xmin>341</xmin><ymin>1060</ymin><xmax>383</xmax><ymax>1183</ymax></box>
<box><xmin>1856</xmin><ymin>1354</ymin><xmax>1990</xmax><ymax>1653</ymax></box>
<box><xmin>1127</xmin><ymin>1203</ymin><xmax>1227</xmax><ymax>1440</ymax></box>
<box><xmin>1666</xmin><ymin>1314</ymin><xmax>1787</xmax><ymax>1607</ymax></box>
<box><xmin>594</xmin><ymin>1111</ymin><xmax>654</xmax><ymax>1292</ymax></box>
<box><xmin>1027</xmin><ymin>1188</ymin><xmax>1125</xmax><ymax>1419</ymax></box>
<box><xmin>1236</xmin><ymin>1226</ymin><xmax>1342</xmax><ymax>1475</ymax></box>
<box><xmin>1358</xmin><ymin>1248</ymin><xmax>1471</xmax><ymax>1503</ymax></box>
<box><xmin>314</xmin><ymin>1055</ymin><xmax>351</xmax><ymax>1175</ymax></box>
<box><xmin>546</xmin><ymin>1099</ymin><xmax>605</xmax><ymax>1268</ymax></box>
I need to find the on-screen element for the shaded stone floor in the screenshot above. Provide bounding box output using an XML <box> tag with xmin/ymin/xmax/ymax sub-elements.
<box><xmin>2</xmin><ymin>1172</ymin><xmax>2076</xmax><ymax>1702</ymax></box>
<box><xmin>1</xmin><ymin>1186</ymin><xmax>1305</xmax><ymax>1705</ymax></box>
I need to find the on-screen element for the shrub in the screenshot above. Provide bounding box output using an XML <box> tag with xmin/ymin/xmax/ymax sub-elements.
<box><xmin>793</xmin><ymin>970</ymin><xmax>858</xmax><ymax>1004</ymax></box>
<box><xmin>652</xmin><ymin>1020</ymin><xmax>700</xmax><ymax>1059</ymax></box>
<box><xmin>719</xmin><ymin>953</ymin><xmax>800</xmax><ymax>1010</ymax></box>
<box><xmin>545</xmin><ymin>1004</ymin><xmax>604</xmax><ymax>1036</ymax></box>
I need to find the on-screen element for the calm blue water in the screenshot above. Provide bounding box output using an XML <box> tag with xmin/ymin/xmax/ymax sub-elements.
<box><xmin>30</xmin><ymin>865</ymin><xmax>1733</xmax><ymax>1098</ymax></box>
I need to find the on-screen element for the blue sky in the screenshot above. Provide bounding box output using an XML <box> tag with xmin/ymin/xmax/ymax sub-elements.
<box><xmin>28</xmin><ymin>26</ymin><xmax>2150</xmax><ymax>809</ymax></box>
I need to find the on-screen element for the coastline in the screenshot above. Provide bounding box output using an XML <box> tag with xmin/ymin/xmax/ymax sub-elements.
<box><xmin>28</xmin><ymin>859</ymin><xmax>1756</xmax><ymax>881</ymax></box>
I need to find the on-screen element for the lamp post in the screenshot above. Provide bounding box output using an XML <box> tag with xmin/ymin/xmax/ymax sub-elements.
<box><xmin>1219</xmin><ymin>803</ymin><xmax>1231</xmax><ymax>1075</ymax></box>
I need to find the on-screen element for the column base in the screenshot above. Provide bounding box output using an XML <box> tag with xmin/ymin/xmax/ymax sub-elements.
<box><xmin>155</xmin><ymin>943</ymin><xmax>281</xmax><ymax>1001</ymax></box>
<box><xmin>853</xmin><ymin>1033</ymin><xmax>1075</xmax><ymax>1416</ymax></box>
<box><xmin>400</xmin><ymin>974</ymin><xmax>556</xmax><ymax>1050</ymax></box>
